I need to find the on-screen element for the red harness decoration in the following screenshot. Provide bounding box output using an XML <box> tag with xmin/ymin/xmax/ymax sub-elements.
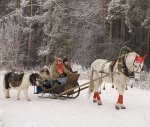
<box><xmin>134</xmin><ymin>54</ymin><xmax>147</xmax><ymax>63</ymax></box>
<box><xmin>117</xmin><ymin>95</ymin><xmax>123</xmax><ymax>104</ymax></box>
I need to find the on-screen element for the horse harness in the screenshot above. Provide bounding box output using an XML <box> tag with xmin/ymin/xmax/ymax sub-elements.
<box><xmin>130</xmin><ymin>59</ymin><xmax>142</xmax><ymax>78</ymax></box>
<box><xmin>92</xmin><ymin>54</ymin><xmax>139</xmax><ymax>83</ymax></box>
<box><xmin>117</xmin><ymin>54</ymin><xmax>134</xmax><ymax>78</ymax></box>
<box><xmin>97</xmin><ymin>53</ymin><xmax>142</xmax><ymax>80</ymax></box>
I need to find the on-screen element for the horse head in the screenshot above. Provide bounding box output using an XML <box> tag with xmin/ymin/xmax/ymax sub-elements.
<box><xmin>125</xmin><ymin>52</ymin><xmax>147</xmax><ymax>80</ymax></box>
<box><xmin>29</xmin><ymin>73</ymin><xmax>39</xmax><ymax>86</ymax></box>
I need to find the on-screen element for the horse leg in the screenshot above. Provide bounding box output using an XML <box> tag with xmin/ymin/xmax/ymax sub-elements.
<box><xmin>94</xmin><ymin>83</ymin><xmax>102</xmax><ymax>105</ymax></box>
<box><xmin>99</xmin><ymin>86</ymin><xmax>101</xmax><ymax>94</ymax></box>
<box><xmin>125</xmin><ymin>86</ymin><xmax>128</xmax><ymax>90</ymax></box>
<box><xmin>93</xmin><ymin>92</ymin><xmax>102</xmax><ymax>105</ymax></box>
<box><xmin>17</xmin><ymin>88</ymin><xmax>21</xmax><ymax>100</ymax></box>
<box><xmin>119</xmin><ymin>84</ymin><xmax>126</xmax><ymax>109</ymax></box>
<box><xmin>112</xmin><ymin>84</ymin><xmax>114</xmax><ymax>88</ymax></box>
<box><xmin>5</xmin><ymin>88</ymin><xmax>10</xmax><ymax>98</ymax></box>
<box><xmin>96</xmin><ymin>92</ymin><xmax>102</xmax><ymax>105</ymax></box>
<box><xmin>103</xmin><ymin>83</ymin><xmax>105</xmax><ymax>90</ymax></box>
<box><xmin>115</xmin><ymin>84</ymin><xmax>126</xmax><ymax>110</ymax></box>
<box><xmin>92</xmin><ymin>71</ymin><xmax>102</xmax><ymax>105</ymax></box>
<box><xmin>119</xmin><ymin>85</ymin><xmax>126</xmax><ymax>109</ymax></box>
<box><xmin>23</xmin><ymin>88</ymin><xmax>30</xmax><ymax>101</ymax></box>
<box><xmin>93</xmin><ymin>92</ymin><xmax>97</xmax><ymax>103</ymax></box>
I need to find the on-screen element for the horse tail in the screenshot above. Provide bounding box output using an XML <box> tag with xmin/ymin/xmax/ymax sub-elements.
<box><xmin>88</xmin><ymin>65</ymin><xmax>95</xmax><ymax>98</ymax></box>
<box><xmin>3</xmin><ymin>72</ymin><xmax>11</xmax><ymax>92</ymax></box>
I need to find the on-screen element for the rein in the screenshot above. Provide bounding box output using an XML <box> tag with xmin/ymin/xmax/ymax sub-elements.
<box><xmin>132</xmin><ymin>61</ymin><xmax>142</xmax><ymax>75</ymax></box>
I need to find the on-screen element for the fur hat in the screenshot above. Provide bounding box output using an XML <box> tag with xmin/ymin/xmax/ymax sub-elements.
<box><xmin>43</xmin><ymin>65</ymin><xmax>49</xmax><ymax>70</ymax></box>
<box><xmin>63</xmin><ymin>58</ymin><xmax>69</xmax><ymax>63</ymax></box>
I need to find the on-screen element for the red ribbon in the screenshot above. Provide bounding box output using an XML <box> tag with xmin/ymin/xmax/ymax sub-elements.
<box><xmin>135</xmin><ymin>54</ymin><xmax>147</xmax><ymax>63</ymax></box>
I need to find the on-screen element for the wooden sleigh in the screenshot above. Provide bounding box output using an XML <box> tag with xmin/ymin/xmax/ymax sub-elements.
<box><xmin>35</xmin><ymin>73</ymin><xmax>82</xmax><ymax>99</ymax></box>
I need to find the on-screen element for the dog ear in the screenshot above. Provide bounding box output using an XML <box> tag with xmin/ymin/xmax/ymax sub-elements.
<box><xmin>33</xmin><ymin>73</ymin><xmax>39</xmax><ymax>78</ymax></box>
<box><xmin>34</xmin><ymin>73</ymin><xmax>38</xmax><ymax>77</ymax></box>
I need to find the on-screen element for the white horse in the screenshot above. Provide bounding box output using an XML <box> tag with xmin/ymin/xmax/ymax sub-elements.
<box><xmin>88</xmin><ymin>52</ymin><xmax>147</xmax><ymax>109</ymax></box>
<box><xmin>3</xmin><ymin>72</ymin><xmax>39</xmax><ymax>101</ymax></box>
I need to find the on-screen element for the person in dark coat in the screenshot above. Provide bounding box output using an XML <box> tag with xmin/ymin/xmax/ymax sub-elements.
<box><xmin>63</xmin><ymin>58</ymin><xmax>78</xmax><ymax>76</ymax></box>
<box><xmin>63</xmin><ymin>58</ymin><xmax>73</xmax><ymax>72</ymax></box>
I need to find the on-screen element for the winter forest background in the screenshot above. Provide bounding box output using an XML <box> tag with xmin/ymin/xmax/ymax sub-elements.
<box><xmin>0</xmin><ymin>0</ymin><xmax>150</xmax><ymax>70</ymax></box>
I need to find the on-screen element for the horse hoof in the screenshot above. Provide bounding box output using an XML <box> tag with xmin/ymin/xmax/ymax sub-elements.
<box><xmin>6</xmin><ymin>96</ymin><xmax>10</xmax><ymax>98</ymax></box>
<box><xmin>27</xmin><ymin>99</ymin><xmax>31</xmax><ymax>101</ymax></box>
<box><xmin>115</xmin><ymin>106</ymin><xmax>120</xmax><ymax>110</ymax></box>
<box><xmin>97</xmin><ymin>100</ymin><xmax>102</xmax><ymax>105</ymax></box>
<box><xmin>121</xmin><ymin>106</ymin><xmax>126</xmax><ymax>109</ymax></box>
<box><xmin>115</xmin><ymin>103</ymin><xmax>120</xmax><ymax>110</ymax></box>
<box><xmin>93</xmin><ymin>99</ymin><xmax>97</xmax><ymax>103</ymax></box>
<box><xmin>98</xmin><ymin>102</ymin><xmax>102</xmax><ymax>105</ymax></box>
<box><xmin>120</xmin><ymin>104</ymin><xmax>126</xmax><ymax>109</ymax></box>
<box><xmin>112</xmin><ymin>85</ymin><xmax>114</xmax><ymax>88</ymax></box>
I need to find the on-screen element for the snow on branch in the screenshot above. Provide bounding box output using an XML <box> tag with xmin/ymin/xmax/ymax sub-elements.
<box><xmin>38</xmin><ymin>47</ymin><xmax>51</xmax><ymax>57</ymax></box>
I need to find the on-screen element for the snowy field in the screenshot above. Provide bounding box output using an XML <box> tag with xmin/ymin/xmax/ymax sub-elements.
<box><xmin>0</xmin><ymin>72</ymin><xmax>150</xmax><ymax>127</ymax></box>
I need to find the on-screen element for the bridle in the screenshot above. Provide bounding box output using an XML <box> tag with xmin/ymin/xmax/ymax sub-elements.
<box><xmin>125</xmin><ymin>54</ymin><xmax>143</xmax><ymax>79</ymax></box>
<box><xmin>132</xmin><ymin>61</ymin><xmax>142</xmax><ymax>75</ymax></box>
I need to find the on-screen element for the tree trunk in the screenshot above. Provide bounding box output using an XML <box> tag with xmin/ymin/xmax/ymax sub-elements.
<box><xmin>121</xmin><ymin>16</ymin><xmax>125</xmax><ymax>41</ymax></box>
<box><xmin>28</xmin><ymin>0</ymin><xmax>33</xmax><ymax>67</ymax></box>
<box><xmin>46</xmin><ymin>53</ymin><xmax>50</xmax><ymax>66</ymax></box>
<box><xmin>16</xmin><ymin>0</ymin><xmax>21</xmax><ymax>67</ymax></box>
<box><xmin>17</xmin><ymin>0</ymin><xmax>20</xmax><ymax>8</ymax></box>
<box><xmin>45</xmin><ymin>7</ymin><xmax>54</xmax><ymax>65</ymax></box>
<box><xmin>109</xmin><ymin>19</ymin><xmax>113</xmax><ymax>41</ymax></box>
<box><xmin>100</xmin><ymin>0</ymin><xmax>106</xmax><ymax>25</ymax></box>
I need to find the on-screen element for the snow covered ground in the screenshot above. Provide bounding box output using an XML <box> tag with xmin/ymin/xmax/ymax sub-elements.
<box><xmin>0</xmin><ymin>72</ymin><xmax>150</xmax><ymax>127</ymax></box>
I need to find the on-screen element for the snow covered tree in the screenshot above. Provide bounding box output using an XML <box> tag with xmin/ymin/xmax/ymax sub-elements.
<box><xmin>142</xmin><ymin>9</ymin><xmax>150</xmax><ymax>65</ymax></box>
<box><xmin>0</xmin><ymin>0</ymin><xmax>149</xmax><ymax>69</ymax></box>
<box><xmin>42</xmin><ymin>0</ymin><xmax>73</xmax><ymax>64</ymax></box>
<box><xmin>107</xmin><ymin>0</ymin><xmax>128</xmax><ymax>40</ymax></box>
<box><xmin>0</xmin><ymin>8</ymin><xmax>24</xmax><ymax>69</ymax></box>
